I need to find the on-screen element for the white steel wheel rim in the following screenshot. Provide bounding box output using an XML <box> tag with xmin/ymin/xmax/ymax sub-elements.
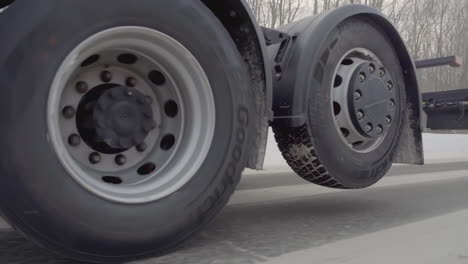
<box><xmin>47</xmin><ymin>27</ymin><xmax>215</xmax><ymax>204</ymax></box>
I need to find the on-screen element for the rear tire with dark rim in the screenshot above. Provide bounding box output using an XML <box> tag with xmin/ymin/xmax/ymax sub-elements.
<box><xmin>273</xmin><ymin>18</ymin><xmax>405</xmax><ymax>189</ymax></box>
<box><xmin>0</xmin><ymin>1</ymin><xmax>255</xmax><ymax>263</ymax></box>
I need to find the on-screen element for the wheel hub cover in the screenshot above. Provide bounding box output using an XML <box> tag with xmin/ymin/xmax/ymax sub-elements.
<box><xmin>94</xmin><ymin>86</ymin><xmax>155</xmax><ymax>149</ymax></box>
<box><xmin>348</xmin><ymin>62</ymin><xmax>396</xmax><ymax>138</ymax></box>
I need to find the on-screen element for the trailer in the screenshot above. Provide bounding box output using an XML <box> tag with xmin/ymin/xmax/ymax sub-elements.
<box><xmin>0</xmin><ymin>0</ymin><xmax>464</xmax><ymax>263</ymax></box>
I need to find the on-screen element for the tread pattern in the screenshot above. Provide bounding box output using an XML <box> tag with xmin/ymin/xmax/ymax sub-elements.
<box><xmin>273</xmin><ymin>125</ymin><xmax>347</xmax><ymax>189</ymax></box>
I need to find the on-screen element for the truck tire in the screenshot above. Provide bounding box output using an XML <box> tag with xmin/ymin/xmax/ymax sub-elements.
<box><xmin>0</xmin><ymin>0</ymin><xmax>14</xmax><ymax>9</ymax></box>
<box><xmin>273</xmin><ymin>18</ymin><xmax>405</xmax><ymax>189</ymax></box>
<box><xmin>0</xmin><ymin>1</ymin><xmax>255</xmax><ymax>263</ymax></box>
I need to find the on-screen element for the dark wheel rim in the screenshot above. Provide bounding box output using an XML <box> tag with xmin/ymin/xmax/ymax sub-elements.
<box><xmin>331</xmin><ymin>48</ymin><xmax>397</xmax><ymax>153</ymax></box>
<box><xmin>48</xmin><ymin>27</ymin><xmax>215</xmax><ymax>204</ymax></box>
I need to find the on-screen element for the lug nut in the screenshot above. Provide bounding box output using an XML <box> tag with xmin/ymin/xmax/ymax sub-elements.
<box><xmin>354</xmin><ymin>90</ymin><xmax>362</xmax><ymax>100</ymax></box>
<box><xmin>379</xmin><ymin>68</ymin><xmax>386</xmax><ymax>77</ymax></box>
<box><xmin>357</xmin><ymin>110</ymin><xmax>364</xmax><ymax>120</ymax></box>
<box><xmin>126</xmin><ymin>77</ymin><xmax>137</xmax><ymax>87</ymax></box>
<box><xmin>101</xmin><ymin>71</ymin><xmax>113</xmax><ymax>82</ymax></box>
<box><xmin>68</xmin><ymin>134</ymin><xmax>81</xmax><ymax>146</ymax></box>
<box><xmin>115</xmin><ymin>154</ymin><xmax>127</xmax><ymax>166</ymax></box>
<box><xmin>136</xmin><ymin>143</ymin><xmax>147</xmax><ymax>152</ymax></box>
<box><xmin>359</xmin><ymin>73</ymin><xmax>366</xmax><ymax>82</ymax></box>
<box><xmin>386</xmin><ymin>116</ymin><xmax>392</xmax><ymax>124</ymax></box>
<box><xmin>387</xmin><ymin>81</ymin><xmax>393</xmax><ymax>90</ymax></box>
<box><xmin>62</xmin><ymin>106</ymin><xmax>76</xmax><ymax>119</ymax></box>
<box><xmin>376</xmin><ymin>125</ymin><xmax>383</xmax><ymax>134</ymax></box>
<box><xmin>368</xmin><ymin>64</ymin><xmax>375</xmax><ymax>73</ymax></box>
<box><xmin>365</xmin><ymin>124</ymin><xmax>373</xmax><ymax>133</ymax></box>
<box><xmin>76</xmin><ymin>81</ymin><xmax>88</xmax><ymax>94</ymax></box>
<box><xmin>390</xmin><ymin>99</ymin><xmax>395</xmax><ymax>108</ymax></box>
<box><xmin>89</xmin><ymin>152</ymin><xmax>101</xmax><ymax>164</ymax></box>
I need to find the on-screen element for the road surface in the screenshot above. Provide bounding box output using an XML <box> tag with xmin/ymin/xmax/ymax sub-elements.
<box><xmin>2</xmin><ymin>162</ymin><xmax>468</xmax><ymax>264</ymax></box>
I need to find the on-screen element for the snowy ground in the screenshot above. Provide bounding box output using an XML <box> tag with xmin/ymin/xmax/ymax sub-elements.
<box><xmin>260</xmin><ymin>130</ymin><xmax>468</xmax><ymax>171</ymax></box>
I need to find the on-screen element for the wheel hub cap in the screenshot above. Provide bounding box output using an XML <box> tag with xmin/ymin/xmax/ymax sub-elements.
<box><xmin>95</xmin><ymin>86</ymin><xmax>155</xmax><ymax>149</ymax></box>
<box><xmin>331</xmin><ymin>48</ymin><xmax>398</xmax><ymax>153</ymax></box>
<box><xmin>76</xmin><ymin>85</ymin><xmax>156</xmax><ymax>153</ymax></box>
<box><xmin>348</xmin><ymin>62</ymin><xmax>396</xmax><ymax>138</ymax></box>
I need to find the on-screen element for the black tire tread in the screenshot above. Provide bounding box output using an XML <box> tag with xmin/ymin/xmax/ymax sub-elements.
<box><xmin>273</xmin><ymin>125</ymin><xmax>347</xmax><ymax>189</ymax></box>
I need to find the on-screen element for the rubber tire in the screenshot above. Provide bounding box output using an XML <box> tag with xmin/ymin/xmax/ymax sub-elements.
<box><xmin>0</xmin><ymin>0</ymin><xmax>14</xmax><ymax>9</ymax></box>
<box><xmin>0</xmin><ymin>1</ymin><xmax>255</xmax><ymax>263</ymax></box>
<box><xmin>273</xmin><ymin>17</ymin><xmax>405</xmax><ymax>189</ymax></box>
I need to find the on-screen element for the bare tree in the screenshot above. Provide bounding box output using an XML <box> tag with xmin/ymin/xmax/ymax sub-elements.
<box><xmin>384</xmin><ymin>0</ymin><xmax>412</xmax><ymax>30</ymax></box>
<box><xmin>313</xmin><ymin>0</ymin><xmax>319</xmax><ymax>14</ymax></box>
<box><xmin>246</xmin><ymin>0</ymin><xmax>307</xmax><ymax>28</ymax></box>
<box><xmin>269</xmin><ymin>0</ymin><xmax>307</xmax><ymax>28</ymax></box>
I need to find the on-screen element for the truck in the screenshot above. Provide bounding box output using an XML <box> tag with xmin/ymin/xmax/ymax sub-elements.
<box><xmin>0</xmin><ymin>0</ymin><xmax>464</xmax><ymax>263</ymax></box>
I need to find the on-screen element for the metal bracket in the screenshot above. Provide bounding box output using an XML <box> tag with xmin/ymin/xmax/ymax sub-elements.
<box><xmin>261</xmin><ymin>27</ymin><xmax>295</xmax><ymax>83</ymax></box>
<box><xmin>261</xmin><ymin>27</ymin><xmax>290</xmax><ymax>46</ymax></box>
<box><xmin>415</xmin><ymin>56</ymin><xmax>463</xmax><ymax>69</ymax></box>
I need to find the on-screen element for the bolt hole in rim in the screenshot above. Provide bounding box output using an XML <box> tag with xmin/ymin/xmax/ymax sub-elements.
<box><xmin>330</xmin><ymin>48</ymin><xmax>397</xmax><ymax>153</ymax></box>
<box><xmin>334</xmin><ymin>75</ymin><xmax>343</xmax><ymax>87</ymax></box>
<box><xmin>48</xmin><ymin>27</ymin><xmax>215</xmax><ymax>204</ymax></box>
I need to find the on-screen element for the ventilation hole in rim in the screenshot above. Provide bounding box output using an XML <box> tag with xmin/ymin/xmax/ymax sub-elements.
<box><xmin>102</xmin><ymin>176</ymin><xmax>123</xmax><ymax>185</ymax></box>
<box><xmin>117</xmin><ymin>53</ymin><xmax>138</xmax><ymax>65</ymax></box>
<box><xmin>342</xmin><ymin>59</ymin><xmax>354</xmax><ymax>65</ymax></box>
<box><xmin>333</xmin><ymin>102</ymin><xmax>341</xmax><ymax>116</ymax></box>
<box><xmin>138</xmin><ymin>163</ymin><xmax>157</xmax><ymax>176</ymax></box>
<box><xmin>149</xmin><ymin>70</ymin><xmax>166</xmax><ymax>85</ymax></box>
<box><xmin>334</xmin><ymin>75</ymin><xmax>343</xmax><ymax>87</ymax></box>
<box><xmin>340</xmin><ymin>128</ymin><xmax>350</xmax><ymax>138</ymax></box>
<box><xmin>81</xmin><ymin>55</ymin><xmax>100</xmax><ymax>67</ymax></box>
<box><xmin>160</xmin><ymin>134</ymin><xmax>176</xmax><ymax>150</ymax></box>
<box><xmin>164</xmin><ymin>100</ymin><xmax>179</xmax><ymax>118</ymax></box>
<box><xmin>352</xmin><ymin>141</ymin><xmax>364</xmax><ymax>147</ymax></box>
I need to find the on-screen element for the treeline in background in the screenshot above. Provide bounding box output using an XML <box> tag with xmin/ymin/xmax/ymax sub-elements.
<box><xmin>246</xmin><ymin>0</ymin><xmax>468</xmax><ymax>93</ymax></box>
